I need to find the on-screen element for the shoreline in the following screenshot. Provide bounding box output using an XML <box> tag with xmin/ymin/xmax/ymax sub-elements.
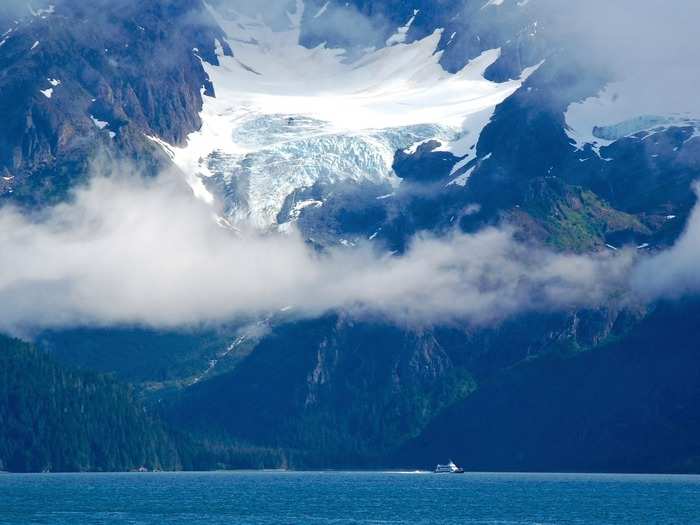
<box><xmin>3</xmin><ymin>469</ymin><xmax>700</xmax><ymax>477</ymax></box>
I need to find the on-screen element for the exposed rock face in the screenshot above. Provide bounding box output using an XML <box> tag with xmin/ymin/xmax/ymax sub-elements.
<box><xmin>162</xmin><ymin>304</ymin><xmax>646</xmax><ymax>467</ymax></box>
<box><xmin>399</xmin><ymin>300</ymin><xmax>700</xmax><ymax>473</ymax></box>
<box><xmin>0</xmin><ymin>0</ymin><xmax>228</xmax><ymax>205</ymax></box>
<box><xmin>164</xmin><ymin>316</ymin><xmax>475</xmax><ymax>466</ymax></box>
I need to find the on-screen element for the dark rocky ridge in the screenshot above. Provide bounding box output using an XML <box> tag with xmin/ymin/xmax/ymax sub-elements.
<box><xmin>0</xmin><ymin>0</ymin><xmax>229</xmax><ymax>205</ymax></box>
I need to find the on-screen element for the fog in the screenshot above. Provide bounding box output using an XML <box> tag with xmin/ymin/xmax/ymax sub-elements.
<box><xmin>534</xmin><ymin>0</ymin><xmax>700</xmax><ymax>117</ymax></box>
<box><xmin>632</xmin><ymin>185</ymin><xmax>700</xmax><ymax>301</ymax></box>
<box><xmin>0</xmin><ymin>167</ymin><xmax>640</xmax><ymax>335</ymax></box>
<box><xmin>0</xmin><ymin>1</ymin><xmax>50</xmax><ymax>21</ymax></box>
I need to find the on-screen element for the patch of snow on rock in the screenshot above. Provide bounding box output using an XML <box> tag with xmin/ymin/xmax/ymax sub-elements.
<box><xmin>446</xmin><ymin>166</ymin><xmax>476</xmax><ymax>187</ymax></box>
<box><xmin>313</xmin><ymin>1</ymin><xmax>329</xmax><ymax>18</ymax></box>
<box><xmin>386</xmin><ymin>10</ymin><xmax>419</xmax><ymax>46</ymax></box>
<box><xmin>90</xmin><ymin>116</ymin><xmax>109</xmax><ymax>129</ymax></box>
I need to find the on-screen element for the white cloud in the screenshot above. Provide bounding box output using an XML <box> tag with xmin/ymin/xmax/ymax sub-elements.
<box><xmin>632</xmin><ymin>184</ymin><xmax>700</xmax><ymax>301</ymax></box>
<box><xmin>540</xmin><ymin>0</ymin><xmax>700</xmax><ymax>141</ymax></box>
<box><xmin>0</xmin><ymin>167</ymin><xmax>640</xmax><ymax>335</ymax></box>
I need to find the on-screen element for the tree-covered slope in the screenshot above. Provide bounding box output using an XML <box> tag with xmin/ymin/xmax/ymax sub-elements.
<box><xmin>0</xmin><ymin>335</ymin><xmax>181</xmax><ymax>472</ymax></box>
<box><xmin>164</xmin><ymin>316</ymin><xmax>477</xmax><ymax>468</ymax></box>
<box><xmin>398</xmin><ymin>300</ymin><xmax>700</xmax><ymax>474</ymax></box>
<box><xmin>162</xmin><ymin>309</ymin><xmax>640</xmax><ymax>469</ymax></box>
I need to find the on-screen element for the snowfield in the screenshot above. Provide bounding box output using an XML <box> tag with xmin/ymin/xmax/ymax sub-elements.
<box><xmin>161</xmin><ymin>0</ymin><xmax>537</xmax><ymax>228</ymax></box>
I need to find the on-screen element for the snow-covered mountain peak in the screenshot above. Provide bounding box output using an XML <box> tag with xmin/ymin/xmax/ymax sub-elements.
<box><xmin>161</xmin><ymin>1</ymin><xmax>537</xmax><ymax>228</ymax></box>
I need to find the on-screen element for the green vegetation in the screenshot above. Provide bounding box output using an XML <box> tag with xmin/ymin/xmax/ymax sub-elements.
<box><xmin>0</xmin><ymin>335</ymin><xmax>181</xmax><ymax>472</ymax></box>
<box><xmin>399</xmin><ymin>300</ymin><xmax>700</xmax><ymax>473</ymax></box>
<box><xmin>517</xmin><ymin>178</ymin><xmax>650</xmax><ymax>252</ymax></box>
<box><xmin>0</xmin><ymin>334</ymin><xmax>294</xmax><ymax>473</ymax></box>
<box><xmin>165</xmin><ymin>318</ymin><xmax>477</xmax><ymax>468</ymax></box>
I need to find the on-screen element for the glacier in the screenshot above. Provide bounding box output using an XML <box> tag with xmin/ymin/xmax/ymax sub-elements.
<box><xmin>565</xmin><ymin>73</ymin><xmax>700</xmax><ymax>150</ymax></box>
<box><xmin>159</xmin><ymin>0</ymin><xmax>536</xmax><ymax>229</ymax></box>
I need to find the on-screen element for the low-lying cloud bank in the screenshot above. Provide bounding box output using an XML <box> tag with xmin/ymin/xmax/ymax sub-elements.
<box><xmin>544</xmin><ymin>0</ymin><xmax>700</xmax><ymax>130</ymax></box>
<box><xmin>1</xmin><ymin>170</ymin><xmax>698</xmax><ymax>336</ymax></box>
<box><xmin>632</xmin><ymin>184</ymin><xmax>700</xmax><ymax>301</ymax></box>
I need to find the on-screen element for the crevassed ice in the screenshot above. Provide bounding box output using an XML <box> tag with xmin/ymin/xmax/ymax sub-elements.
<box><xmin>209</xmin><ymin>115</ymin><xmax>453</xmax><ymax>226</ymax></box>
<box><xmin>161</xmin><ymin>0</ymin><xmax>534</xmax><ymax>229</ymax></box>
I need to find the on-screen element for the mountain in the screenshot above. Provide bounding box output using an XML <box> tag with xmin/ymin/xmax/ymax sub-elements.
<box><xmin>0</xmin><ymin>0</ymin><xmax>225</xmax><ymax>205</ymax></box>
<box><xmin>0</xmin><ymin>333</ymin><xmax>288</xmax><ymax>472</ymax></box>
<box><xmin>1</xmin><ymin>0</ymin><xmax>699</xmax><ymax>473</ymax></box>
<box><xmin>164</xmin><ymin>316</ymin><xmax>477</xmax><ymax>467</ymax></box>
<box><xmin>399</xmin><ymin>300</ymin><xmax>700</xmax><ymax>474</ymax></box>
<box><xmin>0</xmin><ymin>335</ymin><xmax>180</xmax><ymax>472</ymax></box>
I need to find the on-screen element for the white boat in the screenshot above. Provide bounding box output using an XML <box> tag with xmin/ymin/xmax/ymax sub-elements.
<box><xmin>434</xmin><ymin>460</ymin><xmax>465</xmax><ymax>474</ymax></box>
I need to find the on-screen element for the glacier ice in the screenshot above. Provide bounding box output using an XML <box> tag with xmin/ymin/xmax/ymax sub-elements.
<box><xmin>206</xmin><ymin>113</ymin><xmax>454</xmax><ymax>227</ymax></box>
<box><xmin>566</xmin><ymin>75</ymin><xmax>700</xmax><ymax>150</ymax></box>
<box><xmin>158</xmin><ymin>0</ymin><xmax>535</xmax><ymax>229</ymax></box>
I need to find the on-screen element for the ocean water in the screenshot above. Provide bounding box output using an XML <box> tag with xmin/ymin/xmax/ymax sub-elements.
<box><xmin>1</xmin><ymin>471</ymin><xmax>699</xmax><ymax>524</ymax></box>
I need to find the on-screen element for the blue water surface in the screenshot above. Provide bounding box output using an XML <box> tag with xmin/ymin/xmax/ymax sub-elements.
<box><xmin>1</xmin><ymin>471</ymin><xmax>699</xmax><ymax>524</ymax></box>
